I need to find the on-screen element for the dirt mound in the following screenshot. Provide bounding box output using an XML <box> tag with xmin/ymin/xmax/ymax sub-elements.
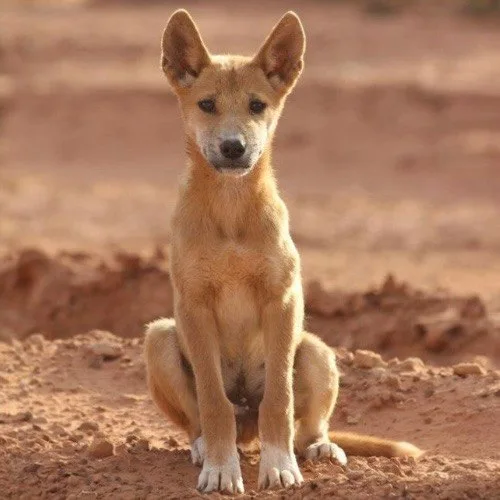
<box><xmin>306</xmin><ymin>276</ymin><xmax>500</xmax><ymax>366</ymax></box>
<box><xmin>0</xmin><ymin>249</ymin><xmax>172</xmax><ymax>342</ymax></box>
<box><xmin>1</xmin><ymin>250</ymin><xmax>498</xmax><ymax>366</ymax></box>
<box><xmin>1</xmin><ymin>330</ymin><xmax>499</xmax><ymax>499</ymax></box>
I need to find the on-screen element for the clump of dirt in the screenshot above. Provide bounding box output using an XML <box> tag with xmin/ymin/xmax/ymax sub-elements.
<box><xmin>2</xmin><ymin>250</ymin><xmax>498</xmax><ymax>367</ymax></box>
<box><xmin>1</xmin><ymin>330</ymin><xmax>499</xmax><ymax>499</ymax></box>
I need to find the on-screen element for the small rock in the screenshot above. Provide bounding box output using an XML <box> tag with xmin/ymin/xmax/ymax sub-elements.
<box><xmin>87</xmin><ymin>342</ymin><xmax>123</xmax><ymax>361</ymax></box>
<box><xmin>51</xmin><ymin>423</ymin><xmax>68</xmax><ymax>437</ymax></box>
<box><xmin>78</xmin><ymin>421</ymin><xmax>99</xmax><ymax>433</ymax></box>
<box><xmin>88</xmin><ymin>438</ymin><xmax>115</xmax><ymax>459</ymax></box>
<box><xmin>452</xmin><ymin>363</ymin><xmax>486</xmax><ymax>377</ymax></box>
<box><xmin>353</xmin><ymin>350</ymin><xmax>387</xmax><ymax>369</ymax></box>
<box><xmin>342</xmin><ymin>351</ymin><xmax>354</xmax><ymax>366</ymax></box>
<box><xmin>398</xmin><ymin>357</ymin><xmax>425</xmax><ymax>372</ymax></box>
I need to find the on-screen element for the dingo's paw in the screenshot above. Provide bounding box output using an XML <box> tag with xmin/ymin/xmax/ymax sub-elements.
<box><xmin>258</xmin><ymin>444</ymin><xmax>303</xmax><ymax>489</ymax></box>
<box><xmin>197</xmin><ymin>448</ymin><xmax>244</xmax><ymax>494</ymax></box>
<box><xmin>303</xmin><ymin>441</ymin><xmax>347</xmax><ymax>465</ymax></box>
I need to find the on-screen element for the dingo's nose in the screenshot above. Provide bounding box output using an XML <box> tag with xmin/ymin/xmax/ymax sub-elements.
<box><xmin>220</xmin><ymin>139</ymin><xmax>246</xmax><ymax>160</ymax></box>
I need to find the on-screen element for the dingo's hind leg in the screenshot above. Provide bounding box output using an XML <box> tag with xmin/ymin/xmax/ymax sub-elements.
<box><xmin>144</xmin><ymin>318</ymin><xmax>203</xmax><ymax>463</ymax></box>
<box><xmin>293</xmin><ymin>333</ymin><xmax>347</xmax><ymax>465</ymax></box>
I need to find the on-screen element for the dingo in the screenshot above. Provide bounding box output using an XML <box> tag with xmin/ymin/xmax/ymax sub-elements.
<box><xmin>145</xmin><ymin>10</ymin><xmax>421</xmax><ymax>494</ymax></box>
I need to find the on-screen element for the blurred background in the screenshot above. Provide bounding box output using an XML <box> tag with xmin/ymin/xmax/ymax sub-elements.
<box><xmin>2</xmin><ymin>0</ymin><xmax>500</xmax><ymax>299</ymax></box>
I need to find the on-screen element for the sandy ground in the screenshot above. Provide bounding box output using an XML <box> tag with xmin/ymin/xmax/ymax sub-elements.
<box><xmin>1</xmin><ymin>328</ymin><xmax>499</xmax><ymax>499</ymax></box>
<box><xmin>1</xmin><ymin>1</ymin><xmax>500</xmax><ymax>498</ymax></box>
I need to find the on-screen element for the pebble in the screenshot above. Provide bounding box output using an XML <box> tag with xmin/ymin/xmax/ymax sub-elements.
<box><xmin>353</xmin><ymin>350</ymin><xmax>387</xmax><ymax>369</ymax></box>
<box><xmin>452</xmin><ymin>363</ymin><xmax>486</xmax><ymax>377</ymax></box>
<box><xmin>88</xmin><ymin>438</ymin><xmax>115</xmax><ymax>459</ymax></box>
<box><xmin>78</xmin><ymin>421</ymin><xmax>99</xmax><ymax>433</ymax></box>
<box><xmin>398</xmin><ymin>357</ymin><xmax>425</xmax><ymax>372</ymax></box>
<box><xmin>88</xmin><ymin>342</ymin><xmax>123</xmax><ymax>360</ymax></box>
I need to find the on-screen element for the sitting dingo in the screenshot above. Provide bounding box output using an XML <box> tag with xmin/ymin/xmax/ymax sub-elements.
<box><xmin>145</xmin><ymin>9</ymin><xmax>421</xmax><ymax>494</ymax></box>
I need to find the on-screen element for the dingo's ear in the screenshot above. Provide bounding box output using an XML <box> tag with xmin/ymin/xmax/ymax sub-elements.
<box><xmin>253</xmin><ymin>12</ymin><xmax>305</xmax><ymax>93</ymax></box>
<box><xmin>161</xmin><ymin>10</ymin><xmax>210</xmax><ymax>89</ymax></box>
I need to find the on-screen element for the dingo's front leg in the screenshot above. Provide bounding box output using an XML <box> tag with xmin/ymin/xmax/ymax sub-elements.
<box><xmin>177</xmin><ymin>303</ymin><xmax>244</xmax><ymax>494</ymax></box>
<box><xmin>258</xmin><ymin>296</ymin><xmax>303</xmax><ymax>490</ymax></box>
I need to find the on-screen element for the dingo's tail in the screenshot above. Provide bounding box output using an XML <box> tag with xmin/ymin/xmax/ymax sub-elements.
<box><xmin>329</xmin><ymin>431</ymin><xmax>423</xmax><ymax>458</ymax></box>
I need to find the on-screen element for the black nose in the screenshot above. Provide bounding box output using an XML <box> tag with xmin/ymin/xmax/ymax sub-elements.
<box><xmin>220</xmin><ymin>139</ymin><xmax>246</xmax><ymax>160</ymax></box>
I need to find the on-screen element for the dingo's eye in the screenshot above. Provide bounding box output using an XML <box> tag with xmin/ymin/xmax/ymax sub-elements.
<box><xmin>249</xmin><ymin>100</ymin><xmax>267</xmax><ymax>114</ymax></box>
<box><xmin>198</xmin><ymin>99</ymin><xmax>216</xmax><ymax>113</ymax></box>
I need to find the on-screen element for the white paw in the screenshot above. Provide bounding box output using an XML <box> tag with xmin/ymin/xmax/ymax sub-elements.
<box><xmin>191</xmin><ymin>436</ymin><xmax>205</xmax><ymax>466</ymax></box>
<box><xmin>197</xmin><ymin>448</ymin><xmax>244</xmax><ymax>494</ymax></box>
<box><xmin>258</xmin><ymin>443</ymin><xmax>303</xmax><ymax>490</ymax></box>
<box><xmin>304</xmin><ymin>441</ymin><xmax>347</xmax><ymax>465</ymax></box>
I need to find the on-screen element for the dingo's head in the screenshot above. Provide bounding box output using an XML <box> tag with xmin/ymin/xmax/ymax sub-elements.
<box><xmin>161</xmin><ymin>10</ymin><xmax>305</xmax><ymax>177</ymax></box>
